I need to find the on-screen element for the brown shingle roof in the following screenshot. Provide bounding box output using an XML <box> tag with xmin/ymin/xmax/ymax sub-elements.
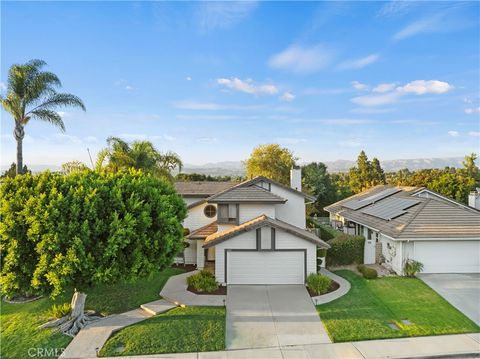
<box><xmin>187</xmin><ymin>221</ymin><xmax>218</xmax><ymax>239</ymax></box>
<box><xmin>175</xmin><ymin>181</ymin><xmax>239</xmax><ymax>197</ymax></box>
<box><xmin>208</xmin><ymin>186</ymin><xmax>286</xmax><ymax>203</ymax></box>
<box><xmin>325</xmin><ymin>185</ymin><xmax>480</xmax><ymax>239</ymax></box>
<box><xmin>203</xmin><ymin>215</ymin><xmax>329</xmax><ymax>248</ymax></box>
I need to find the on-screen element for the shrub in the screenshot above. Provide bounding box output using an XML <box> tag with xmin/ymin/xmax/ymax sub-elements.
<box><xmin>404</xmin><ymin>259</ymin><xmax>424</xmax><ymax>277</ymax></box>
<box><xmin>49</xmin><ymin>303</ymin><xmax>71</xmax><ymax>318</ymax></box>
<box><xmin>357</xmin><ymin>264</ymin><xmax>366</xmax><ymax>273</ymax></box>
<box><xmin>306</xmin><ymin>273</ymin><xmax>332</xmax><ymax>295</ymax></box>
<box><xmin>318</xmin><ymin>224</ymin><xmax>342</xmax><ymax>241</ymax></box>
<box><xmin>317</xmin><ymin>248</ymin><xmax>327</xmax><ymax>257</ymax></box>
<box><xmin>326</xmin><ymin>234</ymin><xmax>365</xmax><ymax>266</ymax></box>
<box><xmin>187</xmin><ymin>270</ymin><xmax>219</xmax><ymax>292</ymax></box>
<box><xmin>357</xmin><ymin>264</ymin><xmax>378</xmax><ymax>279</ymax></box>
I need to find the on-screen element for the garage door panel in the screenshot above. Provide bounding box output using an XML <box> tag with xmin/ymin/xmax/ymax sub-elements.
<box><xmin>227</xmin><ymin>251</ymin><xmax>304</xmax><ymax>284</ymax></box>
<box><xmin>414</xmin><ymin>241</ymin><xmax>480</xmax><ymax>273</ymax></box>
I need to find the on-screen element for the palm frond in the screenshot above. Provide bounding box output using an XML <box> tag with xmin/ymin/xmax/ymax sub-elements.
<box><xmin>29</xmin><ymin>109</ymin><xmax>65</xmax><ymax>131</ymax></box>
<box><xmin>26</xmin><ymin>59</ymin><xmax>47</xmax><ymax>68</ymax></box>
<box><xmin>95</xmin><ymin>149</ymin><xmax>109</xmax><ymax>172</ymax></box>
<box><xmin>27</xmin><ymin>93</ymin><xmax>86</xmax><ymax>114</ymax></box>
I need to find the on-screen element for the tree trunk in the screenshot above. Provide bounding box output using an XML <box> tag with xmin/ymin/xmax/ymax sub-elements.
<box><xmin>39</xmin><ymin>291</ymin><xmax>102</xmax><ymax>337</ymax></box>
<box><xmin>14</xmin><ymin>122</ymin><xmax>25</xmax><ymax>175</ymax></box>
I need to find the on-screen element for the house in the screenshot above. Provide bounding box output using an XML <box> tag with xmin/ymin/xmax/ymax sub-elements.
<box><xmin>175</xmin><ymin>169</ymin><xmax>329</xmax><ymax>285</ymax></box>
<box><xmin>325</xmin><ymin>186</ymin><xmax>480</xmax><ymax>274</ymax></box>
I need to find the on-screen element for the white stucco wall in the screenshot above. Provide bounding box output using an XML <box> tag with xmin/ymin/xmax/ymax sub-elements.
<box><xmin>271</xmin><ymin>183</ymin><xmax>306</xmax><ymax>228</ymax></box>
<box><xmin>239</xmin><ymin>203</ymin><xmax>276</xmax><ymax>223</ymax></box>
<box><xmin>197</xmin><ymin>240</ymin><xmax>205</xmax><ymax>269</ymax></box>
<box><xmin>184</xmin><ymin>239</ymin><xmax>197</xmax><ymax>264</ymax></box>
<box><xmin>183</xmin><ymin>202</ymin><xmax>216</xmax><ymax>231</ymax></box>
<box><xmin>214</xmin><ymin>225</ymin><xmax>316</xmax><ymax>284</ymax></box>
<box><xmin>380</xmin><ymin>235</ymin><xmax>403</xmax><ymax>274</ymax></box>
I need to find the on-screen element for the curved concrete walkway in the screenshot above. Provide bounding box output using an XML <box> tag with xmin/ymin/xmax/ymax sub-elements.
<box><xmin>160</xmin><ymin>270</ymin><xmax>226</xmax><ymax>306</ymax></box>
<box><xmin>311</xmin><ymin>269</ymin><xmax>351</xmax><ymax>305</ymax></box>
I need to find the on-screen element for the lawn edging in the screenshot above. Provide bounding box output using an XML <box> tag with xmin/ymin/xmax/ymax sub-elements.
<box><xmin>311</xmin><ymin>269</ymin><xmax>351</xmax><ymax>305</ymax></box>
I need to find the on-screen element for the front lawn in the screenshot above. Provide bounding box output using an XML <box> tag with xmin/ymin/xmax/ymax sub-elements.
<box><xmin>99</xmin><ymin>306</ymin><xmax>226</xmax><ymax>356</ymax></box>
<box><xmin>0</xmin><ymin>268</ymin><xmax>183</xmax><ymax>359</ymax></box>
<box><xmin>317</xmin><ymin>270</ymin><xmax>479</xmax><ymax>342</ymax></box>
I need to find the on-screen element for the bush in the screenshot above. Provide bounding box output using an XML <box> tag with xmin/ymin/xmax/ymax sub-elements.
<box><xmin>187</xmin><ymin>270</ymin><xmax>219</xmax><ymax>292</ymax></box>
<box><xmin>326</xmin><ymin>234</ymin><xmax>365</xmax><ymax>266</ymax></box>
<box><xmin>404</xmin><ymin>259</ymin><xmax>424</xmax><ymax>277</ymax></box>
<box><xmin>357</xmin><ymin>264</ymin><xmax>378</xmax><ymax>279</ymax></box>
<box><xmin>318</xmin><ymin>224</ymin><xmax>342</xmax><ymax>241</ymax></box>
<box><xmin>306</xmin><ymin>273</ymin><xmax>332</xmax><ymax>295</ymax></box>
<box><xmin>49</xmin><ymin>303</ymin><xmax>71</xmax><ymax>318</ymax></box>
<box><xmin>357</xmin><ymin>264</ymin><xmax>366</xmax><ymax>272</ymax></box>
<box><xmin>317</xmin><ymin>248</ymin><xmax>327</xmax><ymax>257</ymax></box>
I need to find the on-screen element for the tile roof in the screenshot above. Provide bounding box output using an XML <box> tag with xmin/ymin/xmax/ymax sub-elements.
<box><xmin>175</xmin><ymin>181</ymin><xmax>239</xmax><ymax>197</ymax></box>
<box><xmin>207</xmin><ymin>186</ymin><xmax>287</xmax><ymax>203</ymax></box>
<box><xmin>187</xmin><ymin>221</ymin><xmax>218</xmax><ymax>239</ymax></box>
<box><xmin>203</xmin><ymin>215</ymin><xmax>329</xmax><ymax>248</ymax></box>
<box><xmin>325</xmin><ymin>185</ymin><xmax>480</xmax><ymax>239</ymax></box>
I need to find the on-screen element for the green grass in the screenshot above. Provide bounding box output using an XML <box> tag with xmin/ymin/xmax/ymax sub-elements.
<box><xmin>99</xmin><ymin>306</ymin><xmax>226</xmax><ymax>357</ymax></box>
<box><xmin>317</xmin><ymin>270</ymin><xmax>480</xmax><ymax>342</ymax></box>
<box><xmin>0</xmin><ymin>268</ymin><xmax>183</xmax><ymax>359</ymax></box>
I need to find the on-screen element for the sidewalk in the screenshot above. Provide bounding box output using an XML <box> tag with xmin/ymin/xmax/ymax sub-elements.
<box><xmin>100</xmin><ymin>333</ymin><xmax>480</xmax><ymax>359</ymax></box>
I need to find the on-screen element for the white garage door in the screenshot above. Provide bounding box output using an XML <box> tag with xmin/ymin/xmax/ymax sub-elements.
<box><xmin>227</xmin><ymin>251</ymin><xmax>304</xmax><ymax>284</ymax></box>
<box><xmin>414</xmin><ymin>241</ymin><xmax>480</xmax><ymax>273</ymax></box>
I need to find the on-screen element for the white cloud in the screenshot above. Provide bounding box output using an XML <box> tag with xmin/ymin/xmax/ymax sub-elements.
<box><xmin>397</xmin><ymin>80</ymin><xmax>452</xmax><ymax>94</ymax></box>
<box><xmin>268</xmin><ymin>44</ymin><xmax>334</xmax><ymax>74</ymax></box>
<box><xmin>465</xmin><ymin>107</ymin><xmax>480</xmax><ymax>114</ymax></box>
<box><xmin>318</xmin><ymin>118</ymin><xmax>374</xmax><ymax>125</ymax></box>
<box><xmin>351</xmin><ymin>107</ymin><xmax>395</xmax><ymax>114</ymax></box>
<box><xmin>279</xmin><ymin>92</ymin><xmax>295</xmax><ymax>102</ymax></box>
<box><xmin>197</xmin><ymin>137</ymin><xmax>218</xmax><ymax>144</ymax></box>
<box><xmin>84</xmin><ymin>136</ymin><xmax>98</xmax><ymax>143</ymax></box>
<box><xmin>216</xmin><ymin>78</ymin><xmax>278</xmax><ymax>95</ymax></box>
<box><xmin>173</xmin><ymin>100</ymin><xmax>264</xmax><ymax>111</ymax></box>
<box><xmin>351</xmin><ymin>81</ymin><xmax>369</xmax><ymax>91</ymax></box>
<box><xmin>377</xmin><ymin>1</ymin><xmax>418</xmax><ymax>17</ymax></box>
<box><xmin>394</xmin><ymin>15</ymin><xmax>441</xmax><ymax>40</ymax></box>
<box><xmin>125</xmin><ymin>85</ymin><xmax>134</xmax><ymax>91</ymax></box>
<box><xmin>338</xmin><ymin>53</ymin><xmax>379</xmax><ymax>70</ymax></box>
<box><xmin>448</xmin><ymin>130</ymin><xmax>459</xmax><ymax>137</ymax></box>
<box><xmin>176</xmin><ymin>114</ymin><xmax>260</xmax><ymax>121</ymax></box>
<box><xmin>469</xmin><ymin>131</ymin><xmax>480</xmax><ymax>137</ymax></box>
<box><xmin>0</xmin><ymin>82</ymin><xmax>6</xmax><ymax>91</ymax></box>
<box><xmin>275</xmin><ymin>137</ymin><xmax>307</xmax><ymax>144</ymax></box>
<box><xmin>197</xmin><ymin>1</ymin><xmax>257</xmax><ymax>31</ymax></box>
<box><xmin>117</xmin><ymin>134</ymin><xmax>175</xmax><ymax>142</ymax></box>
<box><xmin>339</xmin><ymin>140</ymin><xmax>362</xmax><ymax>147</ymax></box>
<box><xmin>56</xmin><ymin>111</ymin><xmax>69</xmax><ymax>118</ymax></box>
<box><xmin>351</xmin><ymin>92</ymin><xmax>401</xmax><ymax>107</ymax></box>
<box><xmin>186</xmin><ymin>76</ymin><xmax>192</xmax><ymax>81</ymax></box>
<box><xmin>373</xmin><ymin>83</ymin><xmax>397</xmax><ymax>93</ymax></box>
<box><xmin>114</xmin><ymin>79</ymin><xmax>134</xmax><ymax>91</ymax></box>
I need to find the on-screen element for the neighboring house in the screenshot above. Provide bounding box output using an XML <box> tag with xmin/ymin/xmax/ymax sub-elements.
<box><xmin>175</xmin><ymin>169</ymin><xmax>329</xmax><ymax>285</ymax></box>
<box><xmin>325</xmin><ymin>186</ymin><xmax>480</xmax><ymax>275</ymax></box>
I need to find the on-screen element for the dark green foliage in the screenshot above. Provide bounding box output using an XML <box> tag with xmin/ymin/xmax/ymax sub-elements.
<box><xmin>176</xmin><ymin>173</ymin><xmax>243</xmax><ymax>182</ymax></box>
<box><xmin>302</xmin><ymin>162</ymin><xmax>338</xmax><ymax>216</ymax></box>
<box><xmin>1</xmin><ymin>163</ymin><xmax>31</xmax><ymax>178</ymax></box>
<box><xmin>317</xmin><ymin>248</ymin><xmax>327</xmax><ymax>257</ymax></box>
<box><xmin>357</xmin><ymin>265</ymin><xmax>378</xmax><ymax>279</ymax></box>
<box><xmin>326</xmin><ymin>234</ymin><xmax>365</xmax><ymax>266</ymax></box>
<box><xmin>0</xmin><ymin>170</ymin><xmax>187</xmax><ymax>298</ymax></box>
<box><xmin>349</xmin><ymin>151</ymin><xmax>386</xmax><ymax>193</ymax></box>
<box><xmin>187</xmin><ymin>270</ymin><xmax>219</xmax><ymax>292</ymax></box>
<box><xmin>306</xmin><ymin>273</ymin><xmax>332</xmax><ymax>295</ymax></box>
<box><xmin>404</xmin><ymin>259</ymin><xmax>424</xmax><ymax>277</ymax></box>
<box><xmin>49</xmin><ymin>303</ymin><xmax>71</xmax><ymax>318</ymax></box>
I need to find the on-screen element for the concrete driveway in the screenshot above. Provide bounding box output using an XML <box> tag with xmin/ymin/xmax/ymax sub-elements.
<box><xmin>226</xmin><ymin>285</ymin><xmax>331</xmax><ymax>350</ymax></box>
<box><xmin>419</xmin><ymin>273</ymin><xmax>480</xmax><ymax>326</ymax></box>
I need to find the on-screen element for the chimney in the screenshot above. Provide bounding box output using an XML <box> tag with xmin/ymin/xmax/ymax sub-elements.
<box><xmin>290</xmin><ymin>166</ymin><xmax>301</xmax><ymax>191</ymax></box>
<box><xmin>468</xmin><ymin>189</ymin><xmax>480</xmax><ymax>210</ymax></box>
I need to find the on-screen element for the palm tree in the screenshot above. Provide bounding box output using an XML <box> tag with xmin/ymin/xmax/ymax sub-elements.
<box><xmin>1</xmin><ymin>59</ymin><xmax>86</xmax><ymax>174</ymax></box>
<box><xmin>96</xmin><ymin>137</ymin><xmax>182</xmax><ymax>179</ymax></box>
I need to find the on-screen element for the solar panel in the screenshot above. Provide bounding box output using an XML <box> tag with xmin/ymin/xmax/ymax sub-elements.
<box><xmin>361</xmin><ymin>198</ymin><xmax>421</xmax><ymax>220</ymax></box>
<box><xmin>343</xmin><ymin>188</ymin><xmax>402</xmax><ymax>210</ymax></box>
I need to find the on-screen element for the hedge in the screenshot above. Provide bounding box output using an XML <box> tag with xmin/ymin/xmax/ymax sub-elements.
<box><xmin>326</xmin><ymin>233</ymin><xmax>365</xmax><ymax>266</ymax></box>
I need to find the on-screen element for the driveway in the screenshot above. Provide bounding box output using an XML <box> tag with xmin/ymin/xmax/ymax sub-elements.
<box><xmin>419</xmin><ymin>273</ymin><xmax>480</xmax><ymax>326</ymax></box>
<box><xmin>226</xmin><ymin>285</ymin><xmax>331</xmax><ymax>350</ymax></box>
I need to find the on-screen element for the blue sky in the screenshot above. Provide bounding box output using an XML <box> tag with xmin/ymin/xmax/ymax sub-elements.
<box><xmin>1</xmin><ymin>1</ymin><xmax>479</xmax><ymax>167</ymax></box>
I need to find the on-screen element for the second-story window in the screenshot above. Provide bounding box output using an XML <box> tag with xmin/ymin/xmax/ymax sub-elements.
<box><xmin>218</xmin><ymin>204</ymin><xmax>239</xmax><ymax>224</ymax></box>
<box><xmin>204</xmin><ymin>205</ymin><xmax>217</xmax><ymax>218</ymax></box>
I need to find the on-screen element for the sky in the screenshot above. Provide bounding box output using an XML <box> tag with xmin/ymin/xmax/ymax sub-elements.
<box><xmin>1</xmin><ymin>1</ymin><xmax>479</xmax><ymax>168</ymax></box>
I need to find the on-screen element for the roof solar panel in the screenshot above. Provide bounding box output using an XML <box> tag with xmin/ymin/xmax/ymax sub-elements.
<box><xmin>361</xmin><ymin>198</ymin><xmax>421</xmax><ymax>220</ymax></box>
<box><xmin>342</xmin><ymin>188</ymin><xmax>402</xmax><ymax>210</ymax></box>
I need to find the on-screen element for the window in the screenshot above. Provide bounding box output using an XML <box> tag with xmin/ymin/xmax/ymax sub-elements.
<box><xmin>218</xmin><ymin>204</ymin><xmax>239</xmax><ymax>224</ymax></box>
<box><xmin>204</xmin><ymin>205</ymin><xmax>217</xmax><ymax>218</ymax></box>
<box><xmin>367</xmin><ymin>229</ymin><xmax>373</xmax><ymax>240</ymax></box>
<box><xmin>257</xmin><ymin>227</ymin><xmax>275</xmax><ymax>250</ymax></box>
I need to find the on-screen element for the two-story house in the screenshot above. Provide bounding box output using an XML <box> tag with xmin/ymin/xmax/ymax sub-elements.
<box><xmin>175</xmin><ymin>168</ymin><xmax>329</xmax><ymax>285</ymax></box>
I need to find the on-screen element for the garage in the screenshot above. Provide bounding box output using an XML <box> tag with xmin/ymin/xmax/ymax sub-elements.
<box><xmin>226</xmin><ymin>250</ymin><xmax>305</xmax><ymax>284</ymax></box>
<box><xmin>414</xmin><ymin>240</ymin><xmax>480</xmax><ymax>273</ymax></box>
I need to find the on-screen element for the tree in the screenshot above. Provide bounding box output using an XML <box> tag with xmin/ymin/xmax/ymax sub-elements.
<box><xmin>301</xmin><ymin>162</ymin><xmax>337</xmax><ymax>216</ymax></box>
<box><xmin>348</xmin><ymin>151</ymin><xmax>386</xmax><ymax>193</ymax></box>
<box><xmin>96</xmin><ymin>137</ymin><xmax>182</xmax><ymax>179</ymax></box>
<box><xmin>1</xmin><ymin>59</ymin><xmax>85</xmax><ymax>175</ymax></box>
<box><xmin>429</xmin><ymin>172</ymin><xmax>476</xmax><ymax>203</ymax></box>
<box><xmin>0</xmin><ymin>170</ymin><xmax>186</xmax><ymax>335</ymax></box>
<box><xmin>1</xmin><ymin>163</ymin><xmax>30</xmax><ymax>178</ymax></box>
<box><xmin>245</xmin><ymin>144</ymin><xmax>297</xmax><ymax>185</ymax></box>
<box><xmin>61</xmin><ymin>160</ymin><xmax>89</xmax><ymax>174</ymax></box>
<box><xmin>462</xmin><ymin>153</ymin><xmax>479</xmax><ymax>187</ymax></box>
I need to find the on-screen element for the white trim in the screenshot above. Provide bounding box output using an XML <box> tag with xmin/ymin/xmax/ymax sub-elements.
<box><xmin>399</xmin><ymin>237</ymin><xmax>480</xmax><ymax>241</ymax></box>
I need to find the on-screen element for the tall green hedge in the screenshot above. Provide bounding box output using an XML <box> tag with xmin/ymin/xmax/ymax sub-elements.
<box><xmin>326</xmin><ymin>233</ymin><xmax>365</xmax><ymax>266</ymax></box>
<box><xmin>0</xmin><ymin>170</ymin><xmax>186</xmax><ymax>298</ymax></box>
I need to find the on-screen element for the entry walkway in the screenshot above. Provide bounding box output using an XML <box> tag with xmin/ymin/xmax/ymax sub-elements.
<box><xmin>101</xmin><ymin>333</ymin><xmax>480</xmax><ymax>359</ymax></box>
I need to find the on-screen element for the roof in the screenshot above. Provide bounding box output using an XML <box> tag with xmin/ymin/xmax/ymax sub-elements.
<box><xmin>207</xmin><ymin>186</ymin><xmax>287</xmax><ymax>203</ymax></box>
<box><xmin>175</xmin><ymin>181</ymin><xmax>239</xmax><ymax>197</ymax></box>
<box><xmin>203</xmin><ymin>215</ymin><xmax>329</xmax><ymax>248</ymax></box>
<box><xmin>187</xmin><ymin>221</ymin><xmax>218</xmax><ymax>239</ymax></box>
<box><xmin>325</xmin><ymin>185</ymin><xmax>480</xmax><ymax>240</ymax></box>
